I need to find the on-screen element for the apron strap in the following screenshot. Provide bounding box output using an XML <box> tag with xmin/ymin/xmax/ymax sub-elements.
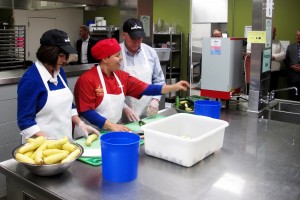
<box><xmin>121</xmin><ymin>43</ymin><xmax>150</xmax><ymax>68</ymax></box>
<box><xmin>97</xmin><ymin>65</ymin><xmax>124</xmax><ymax>94</ymax></box>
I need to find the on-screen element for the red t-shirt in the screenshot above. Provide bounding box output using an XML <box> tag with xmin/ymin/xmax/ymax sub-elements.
<box><xmin>74</xmin><ymin>66</ymin><xmax>149</xmax><ymax>113</ymax></box>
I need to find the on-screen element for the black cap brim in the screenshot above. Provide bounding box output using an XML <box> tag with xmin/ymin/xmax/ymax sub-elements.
<box><xmin>128</xmin><ymin>31</ymin><xmax>146</xmax><ymax>39</ymax></box>
<box><xmin>60</xmin><ymin>45</ymin><xmax>77</xmax><ymax>54</ymax></box>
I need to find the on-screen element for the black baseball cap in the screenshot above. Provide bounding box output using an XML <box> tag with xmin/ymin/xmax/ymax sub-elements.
<box><xmin>40</xmin><ymin>29</ymin><xmax>77</xmax><ymax>54</ymax></box>
<box><xmin>123</xmin><ymin>18</ymin><xmax>145</xmax><ymax>39</ymax></box>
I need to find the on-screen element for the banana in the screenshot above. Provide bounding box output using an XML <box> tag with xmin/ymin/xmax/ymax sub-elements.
<box><xmin>85</xmin><ymin>134</ymin><xmax>98</xmax><ymax>146</ymax></box>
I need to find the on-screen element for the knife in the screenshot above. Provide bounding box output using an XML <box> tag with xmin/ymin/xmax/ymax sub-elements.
<box><xmin>138</xmin><ymin>120</ymin><xmax>146</xmax><ymax>126</ymax></box>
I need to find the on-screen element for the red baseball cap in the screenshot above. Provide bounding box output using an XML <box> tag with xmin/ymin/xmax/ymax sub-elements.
<box><xmin>91</xmin><ymin>38</ymin><xmax>121</xmax><ymax>60</ymax></box>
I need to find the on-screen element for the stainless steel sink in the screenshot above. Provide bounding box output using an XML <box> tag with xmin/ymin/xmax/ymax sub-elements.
<box><xmin>273</xmin><ymin>101</ymin><xmax>300</xmax><ymax>114</ymax></box>
<box><xmin>267</xmin><ymin>110</ymin><xmax>300</xmax><ymax>124</ymax></box>
<box><xmin>263</xmin><ymin>100</ymin><xmax>300</xmax><ymax>125</ymax></box>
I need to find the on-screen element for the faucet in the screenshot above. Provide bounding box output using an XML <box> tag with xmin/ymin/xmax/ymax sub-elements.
<box><xmin>270</xmin><ymin>87</ymin><xmax>298</xmax><ymax>100</ymax></box>
<box><xmin>260</xmin><ymin>93</ymin><xmax>271</xmax><ymax>104</ymax></box>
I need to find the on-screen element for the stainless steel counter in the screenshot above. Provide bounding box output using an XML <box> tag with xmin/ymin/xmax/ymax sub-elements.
<box><xmin>0</xmin><ymin>108</ymin><xmax>300</xmax><ymax>200</ymax></box>
<box><xmin>0</xmin><ymin>64</ymin><xmax>94</xmax><ymax>85</ymax></box>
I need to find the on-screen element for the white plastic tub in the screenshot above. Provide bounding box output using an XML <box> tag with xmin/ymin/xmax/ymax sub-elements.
<box><xmin>141</xmin><ymin>113</ymin><xmax>229</xmax><ymax>167</ymax></box>
<box><xmin>154</xmin><ymin>48</ymin><xmax>171</xmax><ymax>61</ymax></box>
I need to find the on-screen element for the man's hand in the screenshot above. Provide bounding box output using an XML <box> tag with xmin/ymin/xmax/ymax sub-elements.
<box><xmin>291</xmin><ymin>64</ymin><xmax>300</xmax><ymax>72</ymax></box>
<box><xmin>147</xmin><ymin>99</ymin><xmax>159</xmax><ymax>117</ymax></box>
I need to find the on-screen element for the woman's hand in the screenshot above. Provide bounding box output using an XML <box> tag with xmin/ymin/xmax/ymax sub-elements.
<box><xmin>34</xmin><ymin>131</ymin><xmax>48</xmax><ymax>138</ymax></box>
<box><xmin>78</xmin><ymin>121</ymin><xmax>99</xmax><ymax>138</ymax></box>
<box><xmin>110</xmin><ymin>124</ymin><xmax>132</xmax><ymax>132</ymax></box>
<box><xmin>174</xmin><ymin>80</ymin><xmax>190</xmax><ymax>91</ymax></box>
<box><xmin>161</xmin><ymin>80</ymin><xmax>190</xmax><ymax>94</ymax></box>
<box><xmin>103</xmin><ymin>120</ymin><xmax>131</xmax><ymax>132</ymax></box>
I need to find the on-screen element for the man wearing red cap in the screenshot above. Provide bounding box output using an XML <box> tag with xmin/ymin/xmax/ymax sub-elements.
<box><xmin>74</xmin><ymin>38</ymin><xmax>189</xmax><ymax>131</ymax></box>
<box><xmin>120</xmin><ymin>18</ymin><xmax>165</xmax><ymax>122</ymax></box>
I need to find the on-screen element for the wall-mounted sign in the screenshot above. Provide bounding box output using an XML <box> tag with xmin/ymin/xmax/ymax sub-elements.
<box><xmin>262</xmin><ymin>48</ymin><xmax>271</xmax><ymax>73</ymax></box>
<box><xmin>140</xmin><ymin>15</ymin><xmax>150</xmax><ymax>37</ymax></box>
<box><xmin>210</xmin><ymin>38</ymin><xmax>221</xmax><ymax>55</ymax></box>
<box><xmin>247</xmin><ymin>31</ymin><xmax>266</xmax><ymax>44</ymax></box>
<box><xmin>266</xmin><ymin>0</ymin><xmax>273</xmax><ymax>18</ymax></box>
<box><xmin>265</xmin><ymin>19</ymin><xmax>272</xmax><ymax>48</ymax></box>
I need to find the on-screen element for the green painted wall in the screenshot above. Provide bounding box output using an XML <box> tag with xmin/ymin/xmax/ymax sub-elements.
<box><xmin>153</xmin><ymin>0</ymin><xmax>191</xmax><ymax>80</ymax></box>
<box><xmin>273</xmin><ymin>0</ymin><xmax>300</xmax><ymax>43</ymax></box>
<box><xmin>83</xmin><ymin>6</ymin><xmax>120</xmax><ymax>26</ymax></box>
<box><xmin>83</xmin><ymin>1</ymin><xmax>191</xmax><ymax>80</ymax></box>
<box><xmin>228</xmin><ymin>0</ymin><xmax>300</xmax><ymax>43</ymax></box>
<box><xmin>228</xmin><ymin>0</ymin><xmax>252</xmax><ymax>37</ymax></box>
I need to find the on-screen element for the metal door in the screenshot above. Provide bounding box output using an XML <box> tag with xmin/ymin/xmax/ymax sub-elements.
<box><xmin>27</xmin><ymin>17</ymin><xmax>56</xmax><ymax>61</ymax></box>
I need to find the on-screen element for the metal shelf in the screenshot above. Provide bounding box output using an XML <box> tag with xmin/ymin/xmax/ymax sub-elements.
<box><xmin>0</xmin><ymin>25</ymin><xmax>26</xmax><ymax>70</ymax></box>
<box><xmin>154</xmin><ymin>32</ymin><xmax>182</xmax><ymax>102</ymax></box>
<box><xmin>90</xmin><ymin>25</ymin><xmax>119</xmax><ymax>42</ymax></box>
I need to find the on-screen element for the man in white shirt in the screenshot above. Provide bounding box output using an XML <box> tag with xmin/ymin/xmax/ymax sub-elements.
<box><xmin>119</xmin><ymin>18</ymin><xmax>165</xmax><ymax>122</ymax></box>
<box><xmin>212</xmin><ymin>29</ymin><xmax>222</xmax><ymax>37</ymax></box>
<box><xmin>76</xmin><ymin>25</ymin><xmax>98</xmax><ymax>64</ymax></box>
<box><xmin>270</xmin><ymin>27</ymin><xmax>286</xmax><ymax>93</ymax></box>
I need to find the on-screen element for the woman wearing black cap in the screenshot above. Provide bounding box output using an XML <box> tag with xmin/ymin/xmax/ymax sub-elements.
<box><xmin>17</xmin><ymin>29</ymin><xmax>98</xmax><ymax>142</ymax></box>
<box><xmin>74</xmin><ymin>38</ymin><xmax>189</xmax><ymax>132</ymax></box>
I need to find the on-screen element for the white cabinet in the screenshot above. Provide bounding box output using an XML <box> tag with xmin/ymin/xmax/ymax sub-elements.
<box><xmin>201</xmin><ymin>38</ymin><xmax>243</xmax><ymax>99</ymax></box>
<box><xmin>192</xmin><ymin>0</ymin><xmax>228</xmax><ymax>23</ymax></box>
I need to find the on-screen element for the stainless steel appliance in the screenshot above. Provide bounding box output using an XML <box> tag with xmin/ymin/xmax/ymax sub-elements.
<box><xmin>89</xmin><ymin>25</ymin><xmax>119</xmax><ymax>42</ymax></box>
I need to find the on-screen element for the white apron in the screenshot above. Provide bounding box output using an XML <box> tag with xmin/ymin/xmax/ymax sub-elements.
<box><xmin>121</xmin><ymin>43</ymin><xmax>152</xmax><ymax>117</ymax></box>
<box><xmin>23</xmin><ymin>68</ymin><xmax>74</xmax><ymax>141</ymax></box>
<box><xmin>96</xmin><ymin>65</ymin><xmax>125</xmax><ymax>123</ymax></box>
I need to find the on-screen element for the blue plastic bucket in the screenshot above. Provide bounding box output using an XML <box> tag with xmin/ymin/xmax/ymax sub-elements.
<box><xmin>100</xmin><ymin>132</ymin><xmax>140</xmax><ymax>182</ymax></box>
<box><xmin>194</xmin><ymin>100</ymin><xmax>221</xmax><ymax>119</ymax></box>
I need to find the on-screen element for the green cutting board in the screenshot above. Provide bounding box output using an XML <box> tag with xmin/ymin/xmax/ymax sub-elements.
<box><xmin>75</xmin><ymin>115</ymin><xmax>164</xmax><ymax>166</ymax></box>
<box><xmin>125</xmin><ymin>115</ymin><xmax>166</xmax><ymax>132</ymax></box>
<box><xmin>76</xmin><ymin>137</ymin><xmax>102</xmax><ymax>166</ymax></box>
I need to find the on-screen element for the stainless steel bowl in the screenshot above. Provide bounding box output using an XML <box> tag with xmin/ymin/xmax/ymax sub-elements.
<box><xmin>12</xmin><ymin>142</ymin><xmax>83</xmax><ymax>176</ymax></box>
